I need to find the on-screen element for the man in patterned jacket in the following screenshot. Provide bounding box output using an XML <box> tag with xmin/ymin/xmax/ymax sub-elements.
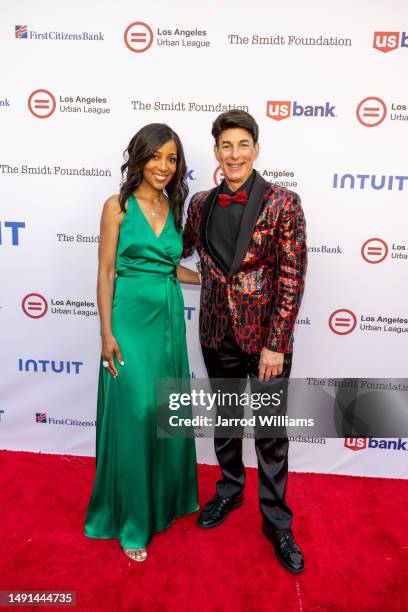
<box><xmin>182</xmin><ymin>109</ymin><xmax>307</xmax><ymax>573</ymax></box>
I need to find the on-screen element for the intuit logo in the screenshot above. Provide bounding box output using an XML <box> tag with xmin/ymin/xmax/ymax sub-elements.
<box><xmin>332</xmin><ymin>173</ymin><xmax>408</xmax><ymax>191</ymax></box>
<box><xmin>0</xmin><ymin>221</ymin><xmax>26</xmax><ymax>245</ymax></box>
<box><xmin>19</xmin><ymin>359</ymin><xmax>83</xmax><ymax>374</ymax></box>
<box><xmin>345</xmin><ymin>437</ymin><xmax>407</xmax><ymax>451</ymax></box>
<box><xmin>266</xmin><ymin>100</ymin><xmax>336</xmax><ymax>121</ymax></box>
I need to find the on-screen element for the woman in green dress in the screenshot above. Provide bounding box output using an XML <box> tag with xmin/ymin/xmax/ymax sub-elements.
<box><xmin>85</xmin><ymin>124</ymin><xmax>200</xmax><ymax>562</ymax></box>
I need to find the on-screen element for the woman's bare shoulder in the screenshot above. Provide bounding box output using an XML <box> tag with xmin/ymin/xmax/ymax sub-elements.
<box><xmin>100</xmin><ymin>194</ymin><xmax>125</xmax><ymax>227</ymax></box>
<box><xmin>103</xmin><ymin>194</ymin><xmax>121</xmax><ymax>210</ymax></box>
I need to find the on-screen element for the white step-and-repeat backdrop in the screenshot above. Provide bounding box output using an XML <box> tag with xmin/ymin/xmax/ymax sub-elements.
<box><xmin>1</xmin><ymin>1</ymin><xmax>407</xmax><ymax>478</ymax></box>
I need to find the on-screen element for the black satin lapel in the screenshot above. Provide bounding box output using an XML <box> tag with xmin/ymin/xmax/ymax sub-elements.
<box><xmin>200</xmin><ymin>184</ymin><xmax>221</xmax><ymax>245</ymax></box>
<box><xmin>200</xmin><ymin>184</ymin><xmax>227</xmax><ymax>277</ymax></box>
<box><xmin>228</xmin><ymin>173</ymin><xmax>267</xmax><ymax>277</ymax></box>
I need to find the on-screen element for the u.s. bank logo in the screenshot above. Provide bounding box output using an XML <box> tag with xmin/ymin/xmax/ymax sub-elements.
<box><xmin>185</xmin><ymin>168</ymin><xmax>196</xmax><ymax>181</ymax></box>
<box><xmin>373</xmin><ymin>31</ymin><xmax>408</xmax><ymax>53</ymax></box>
<box><xmin>345</xmin><ymin>437</ymin><xmax>407</xmax><ymax>451</ymax></box>
<box><xmin>266</xmin><ymin>100</ymin><xmax>336</xmax><ymax>121</ymax></box>
<box><xmin>124</xmin><ymin>22</ymin><xmax>154</xmax><ymax>52</ymax></box>
<box><xmin>15</xmin><ymin>25</ymin><xmax>28</xmax><ymax>38</ymax></box>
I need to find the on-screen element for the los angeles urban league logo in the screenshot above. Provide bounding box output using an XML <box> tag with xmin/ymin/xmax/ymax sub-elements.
<box><xmin>22</xmin><ymin>293</ymin><xmax>48</xmax><ymax>318</ymax></box>
<box><xmin>28</xmin><ymin>89</ymin><xmax>56</xmax><ymax>118</ymax></box>
<box><xmin>328</xmin><ymin>309</ymin><xmax>357</xmax><ymax>335</ymax></box>
<box><xmin>124</xmin><ymin>22</ymin><xmax>154</xmax><ymax>52</ymax></box>
<box><xmin>361</xmin><ymin>238</ymin><xmax>388</xmax><ymax>264</ymax></box>
<box><xmin>356</xmin><ymin>97</ymin><xmax>387</xmax><ymax>127</ymax></box>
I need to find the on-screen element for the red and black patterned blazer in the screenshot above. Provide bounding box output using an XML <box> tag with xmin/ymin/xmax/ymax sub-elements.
<box><xmin>182</xmin><ymin>171</ymin><xmax>307</xmax><ymax>354</ymax></box>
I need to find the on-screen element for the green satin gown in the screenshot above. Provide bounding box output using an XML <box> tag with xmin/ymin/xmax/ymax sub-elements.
<box><xmin>85</xmin><ymin>195</ymin><xmax>199</xmax><ymax>549</ymax></box>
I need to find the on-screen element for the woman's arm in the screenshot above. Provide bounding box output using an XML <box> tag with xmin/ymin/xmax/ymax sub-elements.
<box><xmin>97</xmin><ymin>195</ymin><xmax>124</xmax><ymax>377</ymax></box>
<box><xmin>177</xmin><ymin>264</ymin><xmax>201</xmax><ymax>285</ymax></box>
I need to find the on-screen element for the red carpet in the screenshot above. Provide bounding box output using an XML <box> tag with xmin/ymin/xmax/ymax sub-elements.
<box><xmin>1</xmin><ymin>450</ymin><xmax>407</xmax><ymax>612</ymax></box>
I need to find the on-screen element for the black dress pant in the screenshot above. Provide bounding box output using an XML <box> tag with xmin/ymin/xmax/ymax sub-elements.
<box><xmin>201</xmin><ymin>320</ymin><xmax>293</xmax><ymax>529</ymax></box>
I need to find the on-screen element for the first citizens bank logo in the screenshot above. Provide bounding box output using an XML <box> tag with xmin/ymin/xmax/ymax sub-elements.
<box><xmin>15</xmin><ymin>24</ymin><xmax>103</xmax><ymax>41</ymax></box>
<box><xmin>35</xmin><ymin>412</ymin><xmax>95</xmax><ymax>426</ymax></box>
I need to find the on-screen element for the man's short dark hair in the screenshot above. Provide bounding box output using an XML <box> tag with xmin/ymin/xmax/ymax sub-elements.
<box><xmin>212</xmin><ymin>109</ymin><xmax>259</xmax><ymax>145</ymax></box>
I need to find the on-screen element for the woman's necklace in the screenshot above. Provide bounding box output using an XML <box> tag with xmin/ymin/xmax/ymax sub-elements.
<box><xmin>136</xmin><ymin>193</ymin><xmax>164</xmax><ymax>218</ymax></box>
<box><xmin>149</xmin><ymin>196</ymin><xmax>163</xmax><ymax>218</ymax></box>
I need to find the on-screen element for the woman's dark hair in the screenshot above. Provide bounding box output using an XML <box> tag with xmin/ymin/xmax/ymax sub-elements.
<box><xmin>119</xmin><ymin>123</ymin><xmax>188</xmax><ymax>228</ymax></box>
<box><xmin>212</xmin><ymin>109</ymin><xmax>259</xmax><ymax>145</ymax></box>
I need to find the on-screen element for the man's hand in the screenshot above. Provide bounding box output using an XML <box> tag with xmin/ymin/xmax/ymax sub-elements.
<box><xmin>259</xmin><ymin>347</ymin><xmax>284</xmax><ymax>381</ymax></box>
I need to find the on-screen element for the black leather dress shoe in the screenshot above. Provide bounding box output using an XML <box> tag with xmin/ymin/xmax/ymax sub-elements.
<box><xmin>263</xmin><ymin>524</ymin><xmax>304</xmax><ymax>574</ymax></box>
<box><xmin>197</xmin><ymin>493</ymin><xmax>243</xmax><ymax>529</ymax></box>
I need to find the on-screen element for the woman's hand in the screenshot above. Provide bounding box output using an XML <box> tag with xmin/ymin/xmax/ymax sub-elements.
<box><xmin>102</xmin><ymin>333</ymin><xmax>124</xmax><ymax>378</ymax></box>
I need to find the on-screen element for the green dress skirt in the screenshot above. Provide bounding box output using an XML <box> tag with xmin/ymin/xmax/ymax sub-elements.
<box><xmin>85</xmin><ymin>195</ymin><xmax>199</xmax><ymax>549</ymax></box>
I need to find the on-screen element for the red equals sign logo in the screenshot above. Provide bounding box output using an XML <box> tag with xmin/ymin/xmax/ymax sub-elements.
<box><xmin>124</xmin><ymin>22</ymin><xmax>154</xmax><ymax>53</ymax></box>
<box><xmin>22</xmin><ymin>293</ymin><xmax>48</xmax><ymax>318</ymax></box>
<box><xmin>356</xmin><ymin>96</ymin><xmax>387</xmax><ymax>127</ymax></box>
<box><xmin>361</xmin><ymin>238</ymin><xmax>388</xmax><ymax>264</ymax></box>
<box><xmin>28</xmin><ymin>89</ymin><xmax>56</xmax><ymax>118</ymax></box>
<box><xmin>131</xmin><ymin>32</ymin><xmax>147</xmax><ymax>43</ymax></box>
<box><xmin>328</xmin><ymin>309</ymin><xmax>357</xmax><ymax>335</ymax></box>
<box><xmin>36</xmin><ymin>412</ymin><xmax>47</xmax><ymax>423</ymax></box>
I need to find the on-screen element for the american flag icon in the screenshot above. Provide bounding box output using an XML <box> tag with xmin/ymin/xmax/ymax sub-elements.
<box><xmin>15</xmin><ymin>25</ymin><xmax>28</xmax><ymax>38</ymax></box>
<box><xmin>36</xmin><ymin>412</ymin><xmax>47</xmax><ymax>423</ymax></box>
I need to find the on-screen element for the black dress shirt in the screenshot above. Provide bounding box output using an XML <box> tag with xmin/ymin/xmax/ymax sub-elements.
<box><xmin>207</xmin><ymin>170</ymin><xmax>256</xmax><ymax>274</ymax></box>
